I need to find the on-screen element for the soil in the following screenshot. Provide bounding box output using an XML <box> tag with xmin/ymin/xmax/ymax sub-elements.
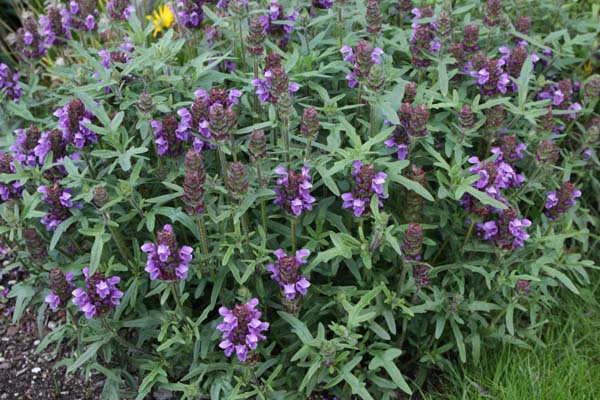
<box><xmin>0</xmin><ymin>304</ymin><xmax>105</xmax><ymax>400</ymax></box>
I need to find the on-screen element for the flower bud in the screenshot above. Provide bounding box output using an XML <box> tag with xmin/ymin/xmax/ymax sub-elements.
<box><xmin>408</xmin><ymin>104</ymin><xmax>430</xmax><ymax>137</ymax></box>
<box><xmin>413</xmin><ymin>263</ymin><xmax>430</xmax><ymax>287</ymax></box>
<box><xmin>485</xmin><ymin>104</ymin><xmax>505</xmax><ymax>134</ymax></box>
<box><xmin>301</xmin><ymin>108</ymin><xmax>320</xmax><ymax>140</ymax></box>
<box><xmin>584</xmin><ymin>75</ymin><xmax>600</xmax><ymax>101</ymax></box>
<box><xmin>23</xmin><ymin>228</ymin><xmax>47</xmax><ymax>260</ymax></box>
<box><xmin>459</xmin><ymin>104</ymin><xmax>474</xmax><ymax>131</ymax></box>
<box><xmin>247</xmin><ymin>17</ymin><xmax>266</xmax><ymax>56</ymax></box>
<box><xmin>183</xmin><ymin>149</ymin><xmax>206</xmax><ymax>215</ymax></box>
<box><xmin>92</xmin><ymin>186</ymin><xmax>109</xmax><ymax>207</ymax></box>
<box><xmin>535</xmin><ymin>139</ymin><xmax>559</xmax><ymax>164</ymax></box>
<box><xmin>367</xmin><ymin>63</ymin><xmax>385</xmax><ymax>93</ymax></box>
<box><xmin>138</xmin><ymin>92</ymin><xmax>154</xmax><ymax>113</ymax></box>
<box><xmin>227</xmin><ymin>162</ymin><xmax>248</xmax><ymax>200</ymax></box>
<box><xmin>365</xmin><ymin>0</ymin><xmax>382</xmax><ymax>35</ymax></box>
<box><xmin>402</xmin><ymin>223</ymin><xmax>423</xmax><ymax>261</ymax></box>
<box><xmin>404</xmin><ymin>165</ymin><xmax>426</xmax><ymax>222</ymax></box>
<box><xmin>249</xmin><ymin>129</ymin><xmax>267</xmax><ymax>160</ymax></box>
<box><xmin>403</xmin><ymin>82</ymin><xmax>417</xmax><ymax>103</ymax></box>
<box><xmin>462</xmin><ymin>25</ymin><xmax>480</xmax><ymax>52</ymax></box>
<box><xmin>483</xmin><ymin>0</ymin><xmax>503</xmax><ymax>28</ymax></box>
<box><xmin>209</xmin><ymin>103</ymin><xmax>230</xmax><ymax>141</ymax></box>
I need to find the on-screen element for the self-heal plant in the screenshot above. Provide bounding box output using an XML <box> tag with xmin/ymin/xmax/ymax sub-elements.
<box><xmin>141</xmin><ymin>224</ymin><xmax>193</xmax><ymax>281</ymax></box>
<box><xmin>45</xmin><ymin>269</ymin><xmax>74</xmax><ymax>311</ymax></box>
<box><xmin>72</xmin><ymin>267</ymin><xmax>123</xmax><ymax>319</ymax></box>
<box><xmin>266</xmin><ymin>248</ymin><xmax>311</xmax><ymax>300</ymax></box>
<box><xmin>217</xmin><ymin>298</ymin><xmax>269</xmax><ymax>362</ymax></box>
<box><xmin>273</xmin><ymin>165</ymin><xmax>316</xmax><ymax>216</ymax></box>
<box><xmin>341</xmin><ymin>160</ymin><xmax>387</xmax><ymax>217</ymax></box>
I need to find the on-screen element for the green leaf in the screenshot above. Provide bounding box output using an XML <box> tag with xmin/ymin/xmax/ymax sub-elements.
<box><xmin>438</xmin><ymin>61</ymin><xmax>448</xmax><ymax>96</ymax></box>
<box><xmin>49</xmin><ymin>216</ymin><xmax>78</xmax><ymax>251</ymax></box>
<box><xmin>450</xmin><ymin>320</ymin><xmax>467</xmax><ymax>363</ymax></box>
<box><xmin>368</xmin><ymin>349</ymin><xmax>412</xmax><ymax>395</ymax></box>
<box><xmin>506</xmin><ymin>302</ymin><xmax>515</xmax><ymax>335</ymax></box>
<box><xmin>8</xmin><ymin>284</ymin><xmax>35</xmax><ymax>324</ymax></box>
<box><xmin>67</xmin><ymin>339</ymin><xmax>107</xmax><ymax>373</ymax></box>
<box><xmin>391</xmin><ymin>174</ymin><xmax>434</xmax><ymax>201</ymax></box>
<box><xmin>89</xmin><ymin>229</ymin><xmax>106</xmax><ymax>275</ymax></box>
<box><xmin>516</xmin><ymin>55</ymin><xmax>533</xmax><ymax>107</ymax></box>
<box><xmin>277</xmin><ymin>312</ymin><xmax>315</xmax><ymax>344</ymax></box>
<box><xmin>464</xmin><ymin>186</ymin><xmax>508</xmax><ymax>210</ymax></box>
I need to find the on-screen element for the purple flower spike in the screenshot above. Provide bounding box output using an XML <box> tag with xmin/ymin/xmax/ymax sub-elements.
<box><xmin>0</xmin><ymin>63</ymin><xmax>23</xmax><ymax>101</ymax></box>
<box><xmin>141</xmin><ymin>224</ymin><xmax>193</xmax><ymax>281</ymax></box>
<box><xmin>266</xmin><ymin>248</ymin><xmax>311</xmax><ymax>300</ymax></box>
<box><xmin>476</xmin><ymin>208</ymin><xmax>531</xmax><ymax>249</ymax></box>
<box><xmin>72</xmin><ymin>268</ymin><xmax>123</xmax><ymax>319</ymax></box>
<box><xmin>273</xmin><ymin>166</ymin><xmax>316</xmax><ymax>216</ymax></box>
<box><xmin>45</xmin><ymin>269</ymin><xmax>74</xmax><ymax>311</ymax></box>
<box><xmin>217</xmin><ymin>298</ymin><xmax>269</xmax><ymax>362</ymax></box>
<box><xmin>544</xmin><ymin>182</ymin><xmax>582</xmax><ymax>220</ymax></box>
<box><xmin>39</xmin><ymin>6</ymin><xmax>71</xmax><ymax>46</ymax></box>
<box><xmin>0</xmin><ymin>152</ymin><xmax>24</xmax><ymax>203</ymax></box>
<box><xmin>341</xmin><ymin>161</ymin><xmax>387</xmax><ymax>217</ymax></box>
<box><xmin>341</xmin><ymin>41</ymin><xmax>385</xmax><ymax>88</ymax></box>
<box><xmin>54</xmin><ymin>99</ymin><xmax>98</xmax><ymax>149</ymax></box>
<box><xmin>37</xmin><ymin>184</ymin><xmax>80</xmax><ymax>231</ymax></box>
<box><xmin>11</xmin><ymin>126</ymin><xmax>43</xmax><ymax>167</ymax></box>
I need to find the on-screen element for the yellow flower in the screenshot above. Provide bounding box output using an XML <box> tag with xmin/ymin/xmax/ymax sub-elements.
<box><xmin>583</xmin><ymin>60</ymin><xmax>593</xmax><ymax>73</ymax></box>
<box><xmin>146</xmin><ymin>4</ymin><xmax>175</xmax><ymax>38</ymax></box>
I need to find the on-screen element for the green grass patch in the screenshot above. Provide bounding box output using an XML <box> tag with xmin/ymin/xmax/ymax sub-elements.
<box><xmin>426</xmin><ymin>284</ymin><xmax>600</xmax><ymax>399</ymax></box>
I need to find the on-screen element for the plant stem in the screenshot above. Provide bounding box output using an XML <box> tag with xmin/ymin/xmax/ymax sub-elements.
<box><xmin>461</xmin><ymin>220</ymin><xmax>475</xmax><ymax>254</ymax></box>
<box><xmin>171</xmin><ymin>283</ymin><xmax>186</xmax><ymax>319</ymax></box>
<box><xmin>304</xmin><ymin>139</ymin><xmax>312</xmax><ymax>162</ymax></box>
<box><xmin>218</xmin><ymin>146</ymin><xmax>229</xmax><ymax>187</ymax></box>
<box><xmin>282</xmin><ymin>116</ymin><xmax>290</xmax><ymax>163</ymax></box>
<box><xmin>196</xmin><ymin>214</ymin><xmax>210</xmax><ymax>265</ymax></box>
<box><xmin>67</xmin><ymin>308</ymin><xmax>79</xmax><ymax>331</ymax></box>
<box><xmin>369</xmin><ymin>103</ymin><xmax>376</xmax><ymax>139</ymax></box>
<box><xmin>101</xmin><ymin>318</ymin><xmax>153</xmax><ymax>355</ymax></box>
<box><xmin>291</xmin><ymin>218</ymin><xmax>297</xmax><ymax>253</ymax></box>
<box><xmin>83</xmin><ymin>152</ymin><xmax>97</xmax><ymax>180</ymax></box>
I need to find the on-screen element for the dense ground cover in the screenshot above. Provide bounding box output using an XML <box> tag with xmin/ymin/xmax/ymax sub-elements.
<box><xmin>0</xmin><ymin>0</ymin><xmax>599</xmax><ymax>398</ymax></box>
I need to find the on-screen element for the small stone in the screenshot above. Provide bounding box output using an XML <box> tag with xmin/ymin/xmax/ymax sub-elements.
<box><xmin>48</xmin><ymin>321</ymin><xmax>57</xmax><ymax>330</ymax></box>
<box><xmin>33</xmin><ymin>340</ymin><xmax>40</xmax><ymax>345</ymax></box>
<box><xmin>31</xmin><ymin>367</ymin><xmax>41</xmax><ymax>373</ymax></box>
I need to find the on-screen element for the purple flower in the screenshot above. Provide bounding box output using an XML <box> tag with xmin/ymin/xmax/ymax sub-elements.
<box><xmin>466</xmin><ymin>54</ymin><xmax>510</xmax><ymax>95</ymax></box>
<box><xmin>15</xmin><ymin>17</ymin><xmax>46</xmax><ymax>59</ymax></box>
<box><xmin>72</xmin><ymin>267</ymin><xmax>123</xmax><ymax>319</ymax></box>
<box><xmin>54</xmin><ymin>99</ymin><xmax>98</xmax><ymax>149</ymax></box>
<box><xmin>252</xmin><ymin>66</ymin><xmax>300</xmax><ymax>104</ymax></box>
<box><xmin>141</xmin><ymin>224</ymin><xmax>193</xmax><ymax>281</ymax></box>
<box><xmin>341</xmin><ymin>41</ymin><xmax>384</xmax><ymax>87</ymax></box>
<box><xmin>177</xmin><ymin>0</ymin><xmax>205</xmax><ymax>28</ymax></box>
<box><xmin>65</xmin><ymin>0</ymin><xmax>99</xmax><ymax>31</ymax></box>
<box><xmin>544</xmin><ymin>182</ymin><xmax>582</xmax><ymax>220</ymax></box>
<box><xmin>273</xmin><ymin>166</ymin><xmax>316</xmax><ymax>216</ymax></box>
<box><xmin>151</xmin><ymin>114</ymin><xmax>189</xmax><ymax>156</ymax></box>
<box><xmin>476</xmin><ymin>208</ymin><xmax>531</xmax><ymax>249</ymax></box>
<box><xmin>260</xmin><ymin>0</ymin><xmax>298</xmax><ymax>49</ymax></box>
<box><xmin>37</xmin><ymin>184</ymin><xmax>80</xmax><ymax>231</ymax></box>
<box><xmin>312</xmin><ymin>0</ymin><xmax>334</xmax><ymax>10</ymax></box>
<box><xmin>9</xmin><ymin>126</ymin><xmax>43</xmax><ymax>168</ymax></box>
<box><xmin>490</xmin><ymin>135</ymin><xmax>527</xmax><ymax>166</ymax></box>
<box><xmin>409</xmin><ymin>7</ymin><xmax>440</xmax><ymax>67</ymax></box>
<box><xmin>217</xmin><ymin>298</ymin><xmax>269</xmax><ymax>362</ymax></box>
<box><xmin>266</xmin><ymin>249</ymin><xmax>311</xmax><ymax>300</ymax></box>
<box><xmin>39</xmin><ymin>6</ymin><xmax>71</xmax><ymax>46</ymax></box>
<box><xmin>45</xmin><ymin>269</ymin><xmax>74</xmax><ymax>311</ymax></box>
<box><xmin>341</xmin><ymin>161</ymin><xmax>387</xmax><ymax>217</ymax></box>
<box><xmin>0</xmin><ymin>63</ymin><xmax>23</xmax><ymax>101</ymax></box>
<box><xmin>107</xmin><ymin>0</ymin><xmax>134</xmax><ymax>20</ymax></box>
<box><xmin>0</xmin><ymin>153</ymin><xmax>24</xmax><ymax>203</ymax></box>
<box><xmin>537</xmin><ymin>80</ymin><xmax>580</xmax><ymax>120</ymax></box>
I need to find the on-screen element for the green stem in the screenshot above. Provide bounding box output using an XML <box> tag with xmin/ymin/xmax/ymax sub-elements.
<box><xmin>101</xmin><ymin>318</ymin><xmax>153</xmax><ymax>356</ymax></box>
<box><xmin>291</xmin><ymin>218</ymin><xmax>297</xmax><ymax>253</ymax></box>
<box><xmin>218</xmin><ymin>146</ymin><xmax>229</xmax><ymax>187</ymax></box>
<box><xmin>83</xmin><ymin>152</ymin><xmax>97</xmax><ymax>180</ymax></box>
<box><xmin>369</xmin><ymin>103</ymin><xmax>376</xmax><ymax>139</ymax></box>
<box><xmin>461</xmin><ymin>220</ymin><xmax>475</xmax><ymax>254</ymax></box>
<box><xmin>171</xmin><ymin>283</ymin><xmax>187</xmax><ymax>320</ymax></box>
<box><xmin>67</xmin><ymin>308</ymin><xmax>79</xmax><ymax>331</ymax></box>
<box><xmin>238</xmin><ymin>18</ymin><xmax>246</xmax><ymax>65</ymax></box>
<box><xmin>304</xmin><ymin>139</ymin><xmax>312</xmax><ymax>162</ymax></box>
<box><xmin>253</xmin><ymin>57</ymin><xmax>260</xmax><ymax>113</ymax></box>
<box><xmin>107</xmin><ymin>221</ymin><xmax>134</xmax><ymax>270</ymax></box>
<box><xmin>282</xmin><ymin>116</ymin><xmax>290</xmax><ymax>164</ymax></box>
<box><xmin>196</xmin><ymin>214</ymin><xmax>210</xmax><ymax>264</ymax></box>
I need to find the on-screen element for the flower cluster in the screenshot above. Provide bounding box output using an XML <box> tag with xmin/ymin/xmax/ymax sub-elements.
<box><xmin>266</xmin><ymin>249</ymin><xmax>311</xmax><ymax>300</ymax></box>
<box><xmin>490</xmin><ymin>134</ymin><xmax>527</xmax><ymax>166</ymax></box>
<box><xmin>11</xmin><ymin>126</ymin><xmax>42</xmax><ymax>168</ymax></box>
<box><xmin>341</xmin><ymin>161</ymin><xmax>387</xmax><ymax>217</ymax></box>
<box><xmin>247</xmin><ymin>17</ymin><xmax>267</xmax><ymax>56</ymax></box>
<box><xmin>252</xmin><ymin>52</ymin><xmax>300</xmax><ymax>104</ymax></box>
<box><xmin>54</xmin><ymin>99</ymin><xmax>98</xmax><ymax>149</ymax></box>
<box><xmin>466</xmin><ymin>53</ymin><xmax>510</xmax><ymax>96</ymax></box>
<box><xmin>177</xmin><ymin>88</ymin><xmax>241</xmax><ymax>147</ymax></box>
<box><xmin>98</xmin><ymin>41</ymin><xmax>134</xmax><ymax>70</ymax></box>
<box><xmin>537</xmin><ymin>80</ymin><xmax>582</xmax><ymax>120</ymax></box>
<box><xmin>385</xmin><ymin>103</ymin><xmax>431</xmax><ymax>160</ymax></box>
<box><xmin>39</xmin><ymin>6</ymin><xmax>71</xmax><ymax>46</ymax></box>
<box><xmin>107</xmin><ymin>0</ymin><xmax>134</xmax><ymax>21</ymax></box>
<box><xmin>64</xmin><ymin>0</ymin><xmax>99</xmax><ymax>31</ymax></box>
<box><xmin>402</xmin><ymin>223</ymin><xmax>423</xmax><ymax>261</ymax></box>
<box><xmin>45</xmin><ymin>269</ymin><xmax>74</xmax><ymax>311</ymax></box>
<box><xmin>177</xmin><ymin>0</ymin><xmax>206</xmax><ymax>29</ymax></box>
<box><xmin>183</xmin><ymin>149</ymin><xmax>206</xmax><ymax>215</ymax></box>
<box><xmin>0</xmin><ymin>63</ymin><xmax>23</xmax><ymax>101</ymax></box>
<box><xmin>72</xmin><ymin>268</ymin><xmax>123</xmax><ymax>319</ymax></box>
<box><xmin>217</xmin><ymin>298</ymin><xmax>269</xmax><ymax>362</ymax></box>
<box><xmin>498</xmin><ymin>43</ymin><xmax>539</xmax><ymax>91</ymax></box>
<box><xmin>341</xmin><ymin>40</ymin><xmax>384</xmax><ymax>88</ymax></box>
<box><xmin>545</xmin><ymin>182</ymin><xmax>582</xmax><ymax>220</ymax></box>
<box><xmin>312</xmin><ymin>0</ymin><xmax>334</xmax><ymax>11</ymax></box>
<box><xmin>260</xmin><ymin>0</ymin><xmax>298</xmax><ymax>49</ymax></box>
<box><xmin>151</xmin><ymin>114</ymin><xmax>188</xmax><ymax>157</ymax></box>
<box><xmin>0</xmin><ymin>152</ymin><xmax>24</xmax><ymax>202</ymax></box>
<box><xmin>476</xmin><ymin>208</ymin><xmax>531</xmax><ymax>249</ymax></box>
<box><xmin>37</xmin><ymin>184</ymin><xmax>79</xmax><ymax>231</ymax></box>
<box><xmin>15</xmin><ymin>16</ymin><xmax>46</xmax><ymax>59</ymax></box>
<box><xmin>273</xmin><ymin>166</ymin><xmax>316</xmax><ymax>216</ymax></box>
<box><xmin>141</xmin><ymin>224</ymin><xmax>193</xmax><ymax>281</ymax></box>
<box><xmin>34</xmin><ymin>129</ymin><xmax>72</xmax><ymax>180</ymax></box>
<box><xmin>462</xmin><ymin>25</ymin><xmax>480</xmax><ymax>53</ymax></box>
<box><xmin>410</xmin><ymin>7</ymin><xmax>440</xmax><ymax>67</ymax></box>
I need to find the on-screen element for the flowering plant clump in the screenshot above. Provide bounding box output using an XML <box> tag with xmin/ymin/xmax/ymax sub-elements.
<box><xmin>0</xmin><ymin>0</ymin><xmax>598</xmax><ymax>398</ymax></box>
